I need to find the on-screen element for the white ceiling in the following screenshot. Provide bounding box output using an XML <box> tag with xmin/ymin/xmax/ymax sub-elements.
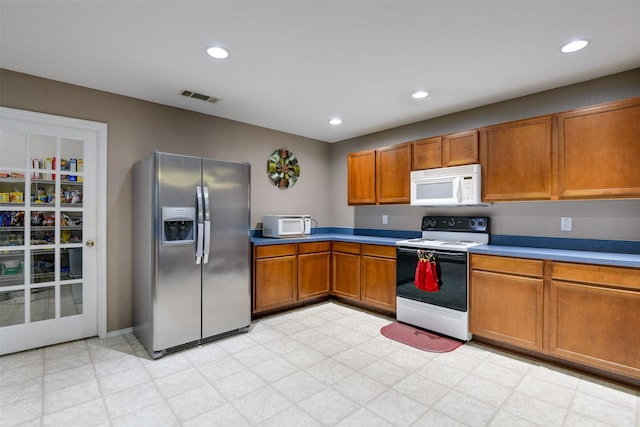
<box><xmin>1</xmin><ymin>1</ymin><xmax>639</xmax><ymax>143</ymax></box>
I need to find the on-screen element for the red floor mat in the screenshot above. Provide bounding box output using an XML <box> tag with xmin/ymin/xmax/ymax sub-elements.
<box><xmin>380</xmin><ymin>322</ymin><xmax>463</xmax><ymax>353</ymax></box>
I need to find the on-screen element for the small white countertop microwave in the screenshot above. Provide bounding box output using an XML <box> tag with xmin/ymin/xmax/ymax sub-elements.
<box><xmin>262</xmin><ymin>215</ymin><xmax>311</xmax><ymax>238</ymax></box>
<box><xmin>410</xmin><ymin>164</ymin><xmax>482</xmax><ymax>206</ymax></box>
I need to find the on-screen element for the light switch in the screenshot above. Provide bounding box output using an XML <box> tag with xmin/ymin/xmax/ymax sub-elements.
<box><xmin>560</xmin><ymin>217</ymin><xmax>572</xmax><ymax>231</ymax></box>
<box><xmin>382</xmin><ymin>214</ymin><xmax>388</xmax><ymax>225</ymax></box>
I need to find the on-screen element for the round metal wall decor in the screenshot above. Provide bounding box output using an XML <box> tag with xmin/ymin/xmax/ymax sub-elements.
<box><xmin>267</xmin><ymin>149</ymin><xmax>300</xmax><ymax>188</ymax></box>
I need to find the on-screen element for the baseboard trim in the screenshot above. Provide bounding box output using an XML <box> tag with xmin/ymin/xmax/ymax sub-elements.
<box><xmin>106</xmin><ymin>327</ymin><xmax>133</xmax><ymax>338</ymax></box>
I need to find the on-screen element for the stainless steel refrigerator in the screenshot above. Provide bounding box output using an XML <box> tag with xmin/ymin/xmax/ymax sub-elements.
<box><xmin>132</xmin><ymin>151</ymin><xmax>251</xmax><ymax>358</ymax></box>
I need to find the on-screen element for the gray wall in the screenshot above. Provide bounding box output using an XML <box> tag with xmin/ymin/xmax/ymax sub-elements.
<box><xmin>0</xmin><ymin>69</ymin><xmax>332</xmax><ymax>331</ymax></box>
<box><xmin>2</xmin><ymin>68</ymin><xmax>639</xmax><ymax>331</ymax></box>
<box><xmin>329</xmin><ymin>69</ymin><xmax>640</xmax><ymax>240</ymax></box>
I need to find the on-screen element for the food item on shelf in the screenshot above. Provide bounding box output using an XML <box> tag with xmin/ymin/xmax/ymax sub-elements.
<box><xmin>69</xmin><ymin>158</ymin><xmax>77</xmax><ymax>182</ymax></box>
<box><xmin>9</xmin><ymin>192</ymin><xmax>23</xmax><ymax>202</ymax></box>
<box><xmin>78</xmin><ymin>159</ymin><xmax>83</xmax><ymax>182</ymax></box>
<box><xmin>32</xmin><ymin>159</ymin><xmax>41</xmax><ymax>179</ymax></box>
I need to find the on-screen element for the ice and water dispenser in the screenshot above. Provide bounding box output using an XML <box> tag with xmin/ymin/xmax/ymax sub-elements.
<box><xmin>162</xmin><ymin>207</ymin><xmax>195</xmax><ymax>244</ymax></box>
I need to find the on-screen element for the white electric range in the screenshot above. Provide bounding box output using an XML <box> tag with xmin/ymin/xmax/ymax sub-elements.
<box><xmin>395</xmin><ymin>216</ymin><xmax>490</xmax><ymax>341</ymax></box>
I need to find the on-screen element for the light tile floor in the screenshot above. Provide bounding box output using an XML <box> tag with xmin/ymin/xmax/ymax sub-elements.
<box><xmin>1</xmin><ymin>302</ymin><xmax>638</xmax><ymax>426</ymax></box>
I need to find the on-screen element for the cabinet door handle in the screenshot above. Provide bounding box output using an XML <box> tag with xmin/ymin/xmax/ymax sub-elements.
<box><xmin>85</xmin><ymin>240</ymin><xmax>95</xmax><ymax>247</ymax></box>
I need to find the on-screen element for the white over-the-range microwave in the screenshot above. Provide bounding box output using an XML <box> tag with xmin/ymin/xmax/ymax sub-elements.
<box><xmin>262</xmin><ymin>215</ymin><xmax>311</xmax><ymax>238</ymax></box>
<box><xmin>410</xmin><ymin>164</ymin><xmax>483</xmax><ymax>206</ymax></box>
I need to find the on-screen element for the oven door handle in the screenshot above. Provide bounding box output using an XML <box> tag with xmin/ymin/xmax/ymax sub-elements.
<box><xmin>396</xmin><ymin>247</ymin><xmax>467</xmax><ymax>259</ymax></box>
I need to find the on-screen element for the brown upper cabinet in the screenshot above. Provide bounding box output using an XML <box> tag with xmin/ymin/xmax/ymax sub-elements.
<box><xmin>412</xmin><ymin>136</ymin><xmax>442</xmax><ymax>170</ymax></box>
<box><xmin>376</xmin><ymin>143</ymin><xmax>411</xmax><ymax>204</ymax></box>
<box><xmin>347</xmin><ymin>149</ymin><xmax>376</xmax><ymax>205</ymax></box>
<box><xmin>349</xmin><ymin>96</ymin><xmax>639</xmax><ymax>205</ymax></box>
<box><xmin>443</xmin><ymin>130</ymin><xmax>479</xmax><ymax>167</ymax></box>
<box><xmin>348</xmin><ymin>143</ymin><xmax>411</xmax><ymax>205</ymax></box>
<box><xmin>480</xmin><ymin>115</ymin><xmax>553</xmax><ymax>201</ymax></box>
<box><xmin>556</xmin><ymin>97</ymin><xmax>640</xmax><ymax>199</ymax></box>
<box><xmin>412</xmin><ymin>130</ymin><xmax>479</xmax><ymax>170</ymax></box>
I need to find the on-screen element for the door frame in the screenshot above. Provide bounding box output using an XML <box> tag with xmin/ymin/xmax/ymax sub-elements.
<box><xmin>0</xmin><ymin>107</ymin><xmax>108</xmax><ymax>339</ymax></box>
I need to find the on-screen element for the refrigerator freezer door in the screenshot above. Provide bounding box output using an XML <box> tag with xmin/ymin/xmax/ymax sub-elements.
<box><xmin>154</xmin><ymin>153</ymin><xmax>203</xmax><ymax>351</ymax></box>
<box><xmin>201</xmin><ymin>159</ymin><xmax>251</xmax><ymax>338</ymax></box>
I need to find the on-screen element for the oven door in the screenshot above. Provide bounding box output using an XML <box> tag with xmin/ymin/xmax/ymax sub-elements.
<box><xmin>396</xmin><ymin>246</ymin><xmax>468</xmax><ymax>311</ymax></box>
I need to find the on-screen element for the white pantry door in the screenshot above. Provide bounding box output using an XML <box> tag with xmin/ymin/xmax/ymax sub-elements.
<box><xmin>0</xmin><ymin>108</ymin><xmax>107</xmax><ymax>355</ymax></box>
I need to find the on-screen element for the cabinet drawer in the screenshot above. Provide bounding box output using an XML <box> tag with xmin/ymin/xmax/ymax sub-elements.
<box><xmin>255</xmin><ymin>243</ymin><xmax>297</xmax><ymax>259</ymax></box>
<box><xmin>298</xmin><ymin>241</ymin><xmax>331</xmax><ymax>254</ymax></box>
<box><xmin>332</xmin><ymin>241</ymin><xmax>360</xmax><ymax>254</ymax></box>
<box><xmin>552</xmin><ymin>262</ymin><xmax>640</xmax><ymax>291</ymax></box>
<box><xmin>471</xmin><ymin>254</ymin><xmax>543</xmax><ymax>277</ymax></box>
<box><xmin>361</xmin><ymin>244</ymin><xmax>395</xmax><ymax>258</ymax></box>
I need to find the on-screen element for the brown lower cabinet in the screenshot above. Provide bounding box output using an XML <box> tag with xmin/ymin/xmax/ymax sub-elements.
<box><xmin>549</xmin><ymin>262</ymin><xmax>640</xmax><ymax>380</ymax></box>
<box><xmin>298</xmin><ymin>242</ymin><xmax>331</xmax><ymax>301</ymax></box>
<box><xmin>254</xmin><ymin>242</ymin><xmax>331</xmax><ymax>314</ymax></box>
<box><xmin>470</xmin><ymin>255</ymin><xmax>544</xmax><ymax>351</ymax></box>
<box><xmin>331</xmin><ymin>242</ymin><xmax>396</xmax><ymax>313</ymax></box>
<box><xmin>254</xmin><ymin>241</ymin><xmax>396</xmax><ymax>316</ymax></box>
<box><xmin>360</xmin><ymin>244</ymin><xmax>396</xmax><ymax>312</ymax></box>
<box><xmin>253</xmin><ymin>243</ymin><xmax>298</xmax><ymax>313</ymax></box>
<box><xmin>470</xmin><ymin>254</ymin><xmax>640</xmax><ymax>384</ymax></box>
<box><xmin>331</xmin><ymin>242</ymin><xmax>361</xmax><ymax>300</ymax></box>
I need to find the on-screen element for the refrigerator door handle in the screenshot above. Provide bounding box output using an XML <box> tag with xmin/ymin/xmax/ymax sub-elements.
<box><xmin>196</xmin><ymin>186</ymin><xmax>204</xmax><ymax>264</ymax></box>
<box><xmin>203</xmin><ymin>186</ymin><xmax>211</xmax><ymax>263</ymax></box>
<box><xmin>203</xmin><ymin>220</ymin><xmax>211</xmax><ymax>264</ymax></box>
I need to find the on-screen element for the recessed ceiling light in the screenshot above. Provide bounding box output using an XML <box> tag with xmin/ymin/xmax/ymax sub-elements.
<box><xmin>329</xmin><ymin>118</ymin><xmax>342</xmax><ymax>125</ymax></box>
<box><xmin>412</xmin><ymin>90</ymin><xmax>429</xmax><ymax>99</ymax></box>
<box><xmin>206</xmin><ymin>46</ymin><xmax>229</xmax><ymax>59</ymax></box>
<box><xmin>561</xmin><ymin>39</ymin><xmax>590</xmax><ymax>53</ymax></box>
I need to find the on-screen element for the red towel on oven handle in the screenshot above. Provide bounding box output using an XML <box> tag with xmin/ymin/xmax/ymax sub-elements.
<box><xmin>415</xmin><ymin>257</ymin><xmax>439</xmax><ymax>292</ymax></box>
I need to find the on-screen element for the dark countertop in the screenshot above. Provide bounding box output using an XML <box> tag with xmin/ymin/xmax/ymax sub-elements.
<box><xmin>251</xmin><ymin>231</ymin><xmax>640</xmax><ymax>268</ymax></box>
<box><xmin>251</xmin><ymin>233</ymin><xmax>401</xmax><ymax>247</ymax></box>
<box><xmin>469</xmin><ymin>244</ymin><xmax>640</xmax><ymax>268</ymax></box>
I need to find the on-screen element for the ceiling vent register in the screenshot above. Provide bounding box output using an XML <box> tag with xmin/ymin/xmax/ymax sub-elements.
<box><xmin>180</xmin><ymin>89</ymin><xmax>219</xmax><ymax>104</ymax></box>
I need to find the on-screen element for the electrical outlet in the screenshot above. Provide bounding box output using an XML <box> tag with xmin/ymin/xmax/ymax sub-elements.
<box><xmin>382</xmin><ymin>214</ymin><xmax>388</xmax><ymax>225</ymax></box>
<box><xmin>560</xmin><ymin>217</ymin><xmax>572</xmax><ymax>231</ymax></box>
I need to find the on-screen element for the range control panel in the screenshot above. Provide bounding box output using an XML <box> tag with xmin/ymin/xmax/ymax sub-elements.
<box><xmin>421</xmin><ymin>216</ymin><xmax>489</xmax><ymax>233</ymax></box>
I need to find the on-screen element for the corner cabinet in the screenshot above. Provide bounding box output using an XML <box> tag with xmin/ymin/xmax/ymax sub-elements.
<box><xmin>347</xmin><ymin>143</ymin><xmax>411</xmax><ymax>205</ymax></box>
<box><xmin>556</xmin><ymin>97</ymin><xmax>640</xmax><ymax>199</ymax></box>
<box><xmin>480</xmin><ymin>115</ymin><xmax>553</xmax><ymax>201</ymax></box>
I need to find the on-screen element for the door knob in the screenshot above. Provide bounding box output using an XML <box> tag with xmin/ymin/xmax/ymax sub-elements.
<box><xmin>86</xmin><ymin>240</ymin><xmax>95</xmax><ymax>247</ymax></box>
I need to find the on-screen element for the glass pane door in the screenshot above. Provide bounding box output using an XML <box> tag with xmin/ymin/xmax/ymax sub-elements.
<box><xmin>0</xmin><ymin>109</ymin><xmax>99</xmax><ymax>355</ymax></box>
